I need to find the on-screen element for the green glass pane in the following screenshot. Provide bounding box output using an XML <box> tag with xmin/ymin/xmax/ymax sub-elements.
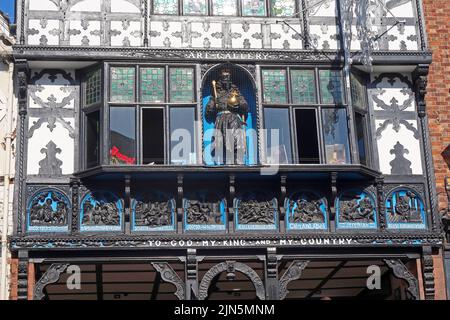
<box><xmin>184</xmin><ymin>0</ymin><xmax>207</xmax><ymax>15</ymax></box>
<box><xmin>242</xmin><ymin>0</ymin><xmax>266</xmax><ymax>16</ymax></box>
<box><xmin>141</xmin><ymin>68</ymin><xmax>165</xmax><ymax>103</ymax></box>
<box><xmin>153</xmin><ymin>0</ymin><xmax>179</xmax><ymax>14</ymax></box>
<box><xmin>212</xmin><ymin>0</ymin><xmax>237</xmax><ymax>15</ymax></box>
<box><xmin>271</xmin><ymin>0</ymin><xmax>296</xmax><ymax>17</ymax></box>
<box><xmin>319</xmin><ymin>70</ymin><xmax>344</xmax><ymax>104</ymax></box>
<box><xmin>85</xmin><ymin>69</ymin><xmax>101</xmax><ymax>106</ymax></box>
<box><xmin>169</xmin><ymin>68</ymin><xmax>194</xmax><ymax>103</ymax></box>
<box><xmin>262</xmin><ymin>69</ymin><xmax>287</xmax><ymax>104</ymax></box>
<box><xmin>110</xmin><ymin>67</ymin><xmax>135</xmax><ymax>103</ymax></box>
<box><xmin>291</xmin><ymin>70</ymin><xmax>317</xmax><ymax>104</ymax></box>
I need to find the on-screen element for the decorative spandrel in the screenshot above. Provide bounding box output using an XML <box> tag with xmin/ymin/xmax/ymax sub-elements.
<box><xmin>386</xmin><ymin>189</ymin><xmax>426</xmax><ymax>230</ymax></box>
<box><xmin>169</xmin><ymin>68</ymin><xmax>195</xmax><ymax>103</ymax></box>
<box><xmin>110</xmin><ymin>67</ymin><xmax>135</xmax><ymax>103</ymax></box>
<box><xmin>140</xmin><ymin>67</ymin><xmax>165</xmax><ymax>103</ymax></box>
<box><xmin>27</xmin><ymin>190</ymin><xmax>70</xmax><ymax>233</ymax></box>
<box><xmin>85</xmin><ymin>69</ymin><xmax>102</xmax><ymax>106</ymax></box>
<box><xmin>285</xmin><ymin>192</ymin><xmax>328</xmax><ymax>231</ymax></box>
<box><xmin>336</xmin><ymin>190</ymin><xmax>377</xmax><ymax>229</ymax></box>
<box><xmin>153</xmin><ymin>0</ymin><xmax>179</xmax><ymax>14</ymax></box>
<box><xmin>184</xmin><ymin>0</ymin><xmax>208</xmax><ymax>15</ymax></box>
<box><xmin>183</xmin><ymin>192</ymin><xmax>227</xmax><ymax>231</ymax></box>
<box><xmin>271</xmin><ymin>0</ymin><xmax>296</xmax><ymax>17</ymax></box>
<box><xmin>235</xmin><ymin>192</ymin><xmax>278</xmax><ymax>231</ymax></box>
<box><xmin>242</xmin><ymin>0</ymin><xmax>266</xmax><ymax>16</ymax></box>
<box><xmin>212</xmin><ymin>0</ymin><xmax>238</xmax><ymax>16</ymax></box>
<box><xmin>291</xmin><ymin>70</ymin><xmax>317</xmax><ymax>104</ymax></box>
<box><xmin>319</xmin><ymin>70</ymin><xmax>344</xmax><ymax>104</ymax></box>
<box><xmin>262</xmin><ymin>69</ymin><xmax>287</xmax><ymax>104</ymax></box>
<box><xmin>80</xmin><ymin>191</ymin><xmax>123</xmax><ymax>232</ymax></box>
<box><xmin>132</xmin><ymin>192</ymin><xmax>176</xmax><ymax>232</ymax></box>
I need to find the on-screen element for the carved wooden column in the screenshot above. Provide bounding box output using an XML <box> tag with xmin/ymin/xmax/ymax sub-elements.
<box><xmin>421</xmin><ymin>247</ymin><xmax>435</xmax><ymax>300</ymax></box>
<box><xmin>15</xmin><ymin>60</ymin><xmax>29</xmax><ymax>236</ymax></box>
<box><xmin>265</xmin><ymin>248</ymin><xmax>279</xmax><ymax>300</ymax></box>
<box><xmin>375</xmin><ymin>177</ymin><xmax>386</xmax><ymax>231</ymax></box>
<box><xmin>177</xmin><ymin>175</ymin><xmax>184</xmax><ymax>234</ymax></box>
<box><xmin>17</xmin><ymin>251</ymin><xmax>29</xmax><ymax>300</ymax></box>
<box><xmin>70</xmin><ymin>178</ymin><xmax>80</xmax><ymax>235</ymax></box>
<box><xmin>186</xmin><ymin>249</ymin><xmax>198</xmax><ymax>300</ymax></box>
<box><xmin>124</xmin><ymin>176</ymin><xmax>131</xmax><ymax>235</ymax></box>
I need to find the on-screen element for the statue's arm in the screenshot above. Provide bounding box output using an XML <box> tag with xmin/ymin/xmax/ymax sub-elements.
<box><xmin>205</xmin><ymin>96</ymin><xmax>217</xmax><ymax>122</ymax></box>
<box><xmin>238</xmin><ymin>94</ymin><xmax>249</xmax><ymax>116</ymax></box>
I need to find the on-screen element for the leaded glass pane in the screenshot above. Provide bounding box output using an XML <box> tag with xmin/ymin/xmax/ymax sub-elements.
<box><xmin>110</xmin><ymin>67</ymin><xmax>135</xmax><ymax>103</ymax></box>
<box><xmin>291</xmin><ymin>70</ymin><xmax>317</xmax><ymax>104</ymax></box>
<box><xmin>351</xmin><ymin>73</ymin><xmax>366</xmax><ymax>111</ymax></box>
<box><xmin>85</xmin><ymin>69</ymin><xmax>101</xmax><ymax>106</ymax></box>
<box><xmin>271</xmin><ymin>0</ymin><xmax>296</xmax><ymax>17</ymax></box>
<box><xmin>322</xmin><ymin>108</ymin><xmax>350</xmax><ymax>164</ymax></box>
<box><xmin>319</xmin><ymin>70</ymin><xmax>344</xmax><ymax>104</ymax></box>
<box><xmin>184</xmin><ymin>0</ymin><xmax>207</xmax><ymax>15</ymax></box>
<box><xmin>141</xmin><ymin>68</ymin><xmax>165</xmax><ymax>103</ymax></box>
<box><xmin>212</xmin><ymin>0</ymin><xmax>237</xmax><ymax>16</ymax></box>
<box><xmin>169</xmin><ymin>68</ymin><xmax>195</xmax><ymax>103</ymax></box>
<box><xmin>153</xmin><ymin>0</ymin><xmax>179</xmax><ymax>14</ymax></box>
<box><xmin>242</xmin><ymin>0</ymin><xmax>266</xmax><ymax>16</ymax></box>
<box><xmin>262</xmin><ymin>69</ymin><xmax>287</xmax><ymax>104</ymax></box>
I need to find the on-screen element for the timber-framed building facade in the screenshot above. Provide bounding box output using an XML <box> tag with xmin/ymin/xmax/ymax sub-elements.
<box><xmin>8</xmin><ymin>0</ymin><xmax>444</xmax><ymax>300</ymax></box>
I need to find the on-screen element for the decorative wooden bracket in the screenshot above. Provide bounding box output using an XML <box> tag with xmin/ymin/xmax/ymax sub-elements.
<box><xmin>152</xmin><ymin>262</ymin><xmax>185</xmax><ymax>300</ymax></box>
<box><xmin>34</xmin><ymin>263</ymin><xmax>69</xmax><ymax>300</ymax></box>
<box><xmin>279</xmin><ymin>260</ymin><xmax>309</xmax><ymax>300</ymax></box>
<box><xmin>384</xmin><ymin>259</ymin><xmax>419</xmax><ymax>300</ymax></box>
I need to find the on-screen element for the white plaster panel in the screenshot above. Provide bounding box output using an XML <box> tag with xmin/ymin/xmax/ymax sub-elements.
<box><xmin>309</xmin><ymin>24</ymin><xmax>339</xmax><ymax>50</ymax></box>
<box><xmin>29</xmin><ymin>0</ymin><xmax>59</xmax><ymax>11</ymax></box>
<box><xmin>387</xmin><ymin>25</ymin><xmax>419</xmax><ymax>50</ymax></box>
<box><xmin>270</xmin><ymin>23</ymin><xmax>302</xmax><ymax>50</ymax></box>
<box><xmin>70</xmin><ymin>0</ymin><xmax>102</xmax><ymax>12</ymax></box>
<box><xmin>191</xmin><ymin>22</ymin><xmax>223</xmax><ymax>49</ymax></box>
<box><xmin>111</xmin><ymin>0</ymin><xmax>141</xmax><ymax>13</ymax></box>
<box><xmin>375</xmin><ymin>120</ymin><xmax>422</xmax><ymax>175</ymax></box>
<box><xmin>27</xmin><ymin>119</ymin><xmax>75</xmax><ymax>175</ymax></box>
<box><xmin>389</xmin><ymin>0</ymin><xmax>415</xmax><ymax>18</ymax></box>
<box><xmin>29</xmin><ymin>69</ymin><xmax>76</xmax><ymax>110</ymax></box>
<box><xmin>149</xmin><ymin>21</ymin><xmax>183</xmax><ymax>48</ymax></box>
<box><xmin>307</xmin><ymin>0</ymin><xmax>337</xmax><ymax>17</ymax></box>
<box><xmin>110</xmin><ymin>20</ymin><xmax>142</xmax><ymax>46</ymax></box>
<box><xmin>27</xmin><ymin>19</ymin><xmax>60</xmax><ymax>46</ymax></box>
<box><xmin>370</xmin><ymin>73</ymin><xmax>416</xmax><ymax>112</ymax></box>
<box><xmin>230</xmin><ymin>23</ymin><xmax>263</xmax><ymax>49</ymax></box>
<box><xmin>69</xmin><ymin>20</ymin><xmax>102</xmax><ymax>46</ymax></box>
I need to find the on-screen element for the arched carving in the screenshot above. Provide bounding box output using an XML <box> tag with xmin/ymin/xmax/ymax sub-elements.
<box><xmin>152</xmin><ymin>262</ymin><xmax>185</xmax><ymax>300</ymax></box>
<box><xmin>198</xmin><ymin>261</ymin><xmax>265</xmax><ymax>300</ymax></box>
<box><xmin>279</xmin><ymin>260</ymin><xmax>309</xmax><ymax>300</ymax></box>
<box><xmin>34</xmin><ymin>263</ymin><xmax>69</xmax><ymax>300</ymax></box>
<box><xmin>384</xmin><ymin>259</ymin><xmax>419</xmax><ymax>300</ymax></box>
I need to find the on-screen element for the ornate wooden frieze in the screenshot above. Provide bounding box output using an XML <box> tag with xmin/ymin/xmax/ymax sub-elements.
<box><xmin>384</xmin><ymin>258</ymin><xmax>419</xmax><ymax>300</ymax></box>
<box><xmin>285</xmin><ymin>191</ymin><xmax>328</xmax><ymax>231</ymax></box>
<box><xmin>183</xmin><ymin>191</ymin><xmax>227</xmax><ymax>232</ymax></box>
<box><xmin>336</xmin><ymin>189</ymin><xmax>377</xmax><ymax>229</ymax></box>
<box><xmin>34</xmin><ymin>263</ymin><xmax>69</xmax><ymax>300</ymax></box>
<box><xmin>80</xmin><ymin>191</ymin><xmax>123</xmax><ymax>232</ymax></box>
<box><xmin>385</xmin><ymin>187</ymin><xmax>427</xmax><ymax>230</ymax></box>
<box><xmin>198</xmin><ymin>261</ymin><xmax>265</xmax><ymax>300</ymax></box>
<box><xmin>234</xmin><ymin>192</ymin><xmax>278</xmax><ymax>231</ymax></box>
<box><xmin>279</xmin><ymin>260</ymin><xmax>309</xmax><ymax>300</ymax></box>
<box><xmin>132</xmin><ymin>191</ymin><xmax>176</xmax><ymax>232</ymax></box>
<box><xmin>152</xmin><ymin>262</ymin><xmax>185</xmax><ymax>300</ymax></box>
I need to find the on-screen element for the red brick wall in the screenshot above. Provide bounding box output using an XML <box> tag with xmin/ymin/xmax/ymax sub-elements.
<box><xmin>423</xmin><ymin>0</ymin><xmax>450</xmax><ymax>212</ymax></box>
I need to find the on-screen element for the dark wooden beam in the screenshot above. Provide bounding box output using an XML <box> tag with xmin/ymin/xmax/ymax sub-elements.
<box><xmin>95</xmin><ymin>264</ymin><xmax>103</xmax><ymax>301</ymax></box>
<box><xmin>150</xmin><ymin>273</ymin><xmax>161</xmax><ymax>301</ymax></box>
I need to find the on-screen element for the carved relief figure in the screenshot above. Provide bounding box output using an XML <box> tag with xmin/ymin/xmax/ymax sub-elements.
<box><xmin>339</xmin><ymin>195</ymin><xmax>375</xmax><ymax>223</ymax></box>
<box><xmin>389</xmin><ymin>191</ymin><xmax>422</xmax><ymax>223</ymax></box>
<box><xmin>186</xmin><ymin>200</ymin><xmax>223</xmax><ymax>225</ymax></box>
<box><xmin>29</xmin><ymin>191</ymin><xmax>69</xmax><ymax>226</ymax></box>
<box><xmin>291</xmin><ymin>199</ymin><xmax>325</xmax><ymax>223</ymax></box>
<box><xmin>134</xmin><ymin>201</ymin><xmax>172</xmax><ymax>227</ymax></box>
<box><xmin>238</xmin><ymin>199</ymin><xmax>275</xmax><ymax>225</ymax></box>
<box><xmin>82</xmin><ymin>193</ymin><xmax>120</xmax><ymax>226</ymax></box>
<box><xmin>206</xmin><ymin>68</ymin><xmax>249</xmax><ymax>165</ymax></box>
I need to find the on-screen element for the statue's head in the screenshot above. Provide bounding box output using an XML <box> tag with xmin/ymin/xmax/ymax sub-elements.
<box><xmin>219</xmin><ymin>68</ymin><xmax>232</xmax><ymax>89</ymax></box>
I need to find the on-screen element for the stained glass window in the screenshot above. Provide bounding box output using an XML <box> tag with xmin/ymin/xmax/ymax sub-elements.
<box><xmin>319</xmin><ymin>70</ymin><xmax>344</xmax><ymax>104</ymax></box>
<box><xmin>212</xmin><ymin>0</ymin><xmax>237</xmax><ymax>16</ymax></box>
<box><xmin>141</xmin><ymin>68</ymin><xmax>165</xmax><ymax>103</ymax></box>
<box><xmin>262</xmin><ymin>69</ymin><xmax>287</xmax><ymax>104</ymax></box>
<box><xmin>85</xmin><ymin>69</ymin><xmax>101</xmax><ymax>106</ymax></box>
<box><xmin>242</xmin><ymin>0</ymin><xmax>266</xmax><ymax>16</ymax></box>
<box><xmin>291</xmin><ymin>70</ymin><xmax>317</xmax><ymax>104</ymax></box>
<box><xmin>271</xmin><ymin>0</ymin><xmax>296</xmax><ymax>17</ymax></box>
<box><xmin>153</xmin><ymin>0</ymin><xmax>179</xmax><ymax>14</ymax></box>
<box><xmin>110</xmin><ymin>67</ymin><xmax>135</xmax><ymax>103</ymax></box>
<box><xmin>184</xmin><ymin>0</ymin><xmax>207</xmax><ymax>15</ymax></box>
<box><xmin>169</xmin><ymin>68</ymin><xmax>195</xmax><ymax>103</ymax></box>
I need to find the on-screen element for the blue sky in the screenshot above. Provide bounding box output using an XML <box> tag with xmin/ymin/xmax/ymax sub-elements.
<box><xmin>0</xmin><ymin>0</ymin><xmax>14</xmax><ymax>23</ymax></box>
